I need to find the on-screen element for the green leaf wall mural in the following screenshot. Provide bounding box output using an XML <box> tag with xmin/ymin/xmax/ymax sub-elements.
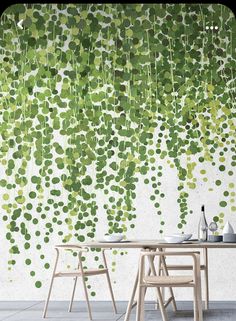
<box><xmin>0</xmin><ymin>4</ymin><xmax>235</xmax><ymax>289</ymax></box>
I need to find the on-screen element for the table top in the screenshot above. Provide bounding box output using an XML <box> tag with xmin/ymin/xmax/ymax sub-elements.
<box><xmin>82</xmin><ymin>239</ymin><xmax>236</xmax><ymax>249</ymax></box>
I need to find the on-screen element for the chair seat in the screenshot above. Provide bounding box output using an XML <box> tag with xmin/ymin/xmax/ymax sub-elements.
<box><xmin>55</xmin><ymin>268</ymin><xmax>107</xmax><ymax>277</ymax></box>
<box><xmin>144</xmin><ymin>275</ymin><xmax>193</xmax><ymax>285</ymax></box>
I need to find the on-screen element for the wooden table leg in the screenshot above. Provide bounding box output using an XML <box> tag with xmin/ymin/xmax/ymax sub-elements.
<box><xmin>147</xmin><ymin>250</ymin><xmax>163</xmax><ymax>310</ymax></box>
<box><xmin>124</xmin><ymin>267</ymin><xmax>139</xmax><ymax>321</ymax></box>
<box><xmin>124</xmin><ymin>251</ymin><xmax>152</xmax><ymax>321</ymax></box>
<box><xmin>203</xmin><ymin>248</ymin><xmax>209</xmax><ymax>310</ymax></box>
<box><xmin>157</xmin><ymin>248</ymin><xmax>177</xmax><ymax>312</ymax></box>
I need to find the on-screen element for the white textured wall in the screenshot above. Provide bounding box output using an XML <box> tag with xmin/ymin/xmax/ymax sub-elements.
<box><xmin>1</xmin><ymin>158</ymin><xmax>236</xmax><ymax>301</ymax></box>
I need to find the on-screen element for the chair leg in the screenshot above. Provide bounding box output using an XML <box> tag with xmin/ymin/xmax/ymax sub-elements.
<box><xmin>193</xmin><ymin>285</ymin><xmax>203</xmax><ymax>321</ymax></box>
<box><xmin>193</xmin><ymin>285</ymin><xmax>199</xmax><ymax>321</ymax></box>
<box><xmin>197</xmin><ymin>286</ymin><xmax>203</xmax><ymax>321</ymax></box>
<box><xmin>101</xmin><ymin>250</ymin><xmax>117</xmax><ymax>313</ymax></box>
<box><xmin>42</xmin><ymin>249</ymin><xmax>59</xmax><ymax>318</ymax></box>
<box><xmin>203</xmin><ymin>248</ymin><xmax>209</xmax><ymax>310</ymax></box>
<box><xmin>124</xmin><ymin>267</ymin><xmax>139</xmax><ymax>321</ymax></box>
<box><xmin>196</xmin><ymin>265</ymin><xmax>203</xmax><ymax>321</ymax></box>
<box><xmin>157</xmin><ymin>287</ymin><xmax>168</xmax><ymax>321</ymax></box>
<box><xmin>105</xmin><ymin>270</ymin><xmax>117</xmax><ymax>314</ymax></box>
<box><xmin>81</xmin><ymin>275</ymin><xmax>93</xmax><ymax>321</ymax></box>
<box><xmin>68</xmin><ymin>277</ymin><xmax>78</xmax><ymax>312</ymax></box>
<box><xmin>136</xmin><ymin>285</ymin><xmax>145</xmax><ymax>321</ymax></box>
<box><xmin>42</xmin><ymin>275</ymin><xmax>55</xmax><ymax>318</ymax></box>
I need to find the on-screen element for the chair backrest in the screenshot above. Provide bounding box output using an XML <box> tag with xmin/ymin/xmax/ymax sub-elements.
<box><xmin>139</xmin><ymin>250</ymin><xmax>201</xmax><ymax>285</ymax></box>
<box><xmin>54</xmin><ymin>245</ymin><xmax>108</xmax><ymax>271</ymax></box>
<box><xmin>54</xmin><ymin>244</ymin><xmax>89</xmax><ymax>270</ymax></box>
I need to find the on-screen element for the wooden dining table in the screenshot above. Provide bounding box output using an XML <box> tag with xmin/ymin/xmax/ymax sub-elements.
<box><xmin>83</xmin><ymin>239</ymin><xmax>236</xmax><ymax>321</ymax></box>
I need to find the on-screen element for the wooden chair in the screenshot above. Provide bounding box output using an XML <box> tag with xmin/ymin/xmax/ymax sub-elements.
<box><xmin>158</xmin><ymin>248</ymin><xmax>209</xmax><ymax>309</ymax></box>
<box><xmin>136</xmin><ymin>250</ymin><xmax>203</xmax><ymax>321</ymax></box>
<box><xmin>42</xmin><ymin>244</ymin><xmax>117</xmax><ymax>320</ymax></box>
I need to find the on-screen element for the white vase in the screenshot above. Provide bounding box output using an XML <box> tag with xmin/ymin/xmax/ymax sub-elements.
<box><xmin>223</xmin><ymin>221</ymin><xmax>234</xmax><ymax>234</ymax></box>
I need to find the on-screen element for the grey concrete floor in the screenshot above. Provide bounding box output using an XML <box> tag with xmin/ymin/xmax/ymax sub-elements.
<box><xmin>0</xmin><ymin>301</ymin><xmax>236</xmax><ymax>321</ymax></box>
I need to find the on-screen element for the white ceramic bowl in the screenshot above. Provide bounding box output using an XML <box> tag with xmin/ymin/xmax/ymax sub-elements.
<box><xmin>172</xmin><ymin>233</ymin><xmax>192</xmax><ymax>241</ymax></box>
<box><xmin>103</xmin><ymin>234</ymin><xmax>124</xmax><ymax>242</ymax></box>
<box><xmin>164</xmin><ymin>235</ymin><xmax>186</xmax><ymax>243</ymax></box>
